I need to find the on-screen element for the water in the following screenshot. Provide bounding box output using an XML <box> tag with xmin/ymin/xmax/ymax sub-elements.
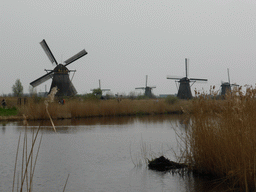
<box><xmin>0</xmin><ymin>115</ymin><xmax>227</xmax><ymax>192</ymax></box>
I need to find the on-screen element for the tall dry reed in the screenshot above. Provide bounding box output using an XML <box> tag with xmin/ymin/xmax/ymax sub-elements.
<box><xmin>12</xmin><ymin>126</ymin><xmax>42</xmax><ymax>192</ymax></box>
<box><xmin>18</xmin><ymin>98</ymin><xmax>190</xmax><ymax>120</ymax></box>
<box><xmin>12</xmin><ymin>87</ymin><xmax>70</xmax><ymax>191</ymax></box>
<box><xmin>186</xmin><ymin>86</ymin><xmax>256</xmax><ymax>191</ymax></box>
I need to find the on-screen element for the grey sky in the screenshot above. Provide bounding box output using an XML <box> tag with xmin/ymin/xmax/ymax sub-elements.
<box><xmin>1</xmin><ymin>0</ymin><xmax>255</xmax><ymax>96</ymax></box>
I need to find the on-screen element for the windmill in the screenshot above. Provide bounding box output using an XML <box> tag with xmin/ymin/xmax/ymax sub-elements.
<box><xmin>220</xmin><ymin>68</ymin><xmax>239</xmax><ymax>96</ymax></box>
<box><xmin>167</xmin><ymin>58</ymin><xmax>207</xmax><ymax>99</ymax></box>
<box><xmin>135</xmin><ymin>75</ymin><xmax>156</xmax><ymax>98</ymax></box>
<box><xmin>30</xmin><ymin>39</ymin><xmax>87</xmax><ymax>97</ymax></box>
<box><xmin>90</xmin><ymin>79</ymin><xmax>111</xmax><ymax>96</ymax></box>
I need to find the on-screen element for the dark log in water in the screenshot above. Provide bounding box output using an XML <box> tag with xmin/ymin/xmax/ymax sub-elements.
<box><xmin>148</xmin><ymin>156</ymin><xmax>187</xmax><ymax>171</ymax></box>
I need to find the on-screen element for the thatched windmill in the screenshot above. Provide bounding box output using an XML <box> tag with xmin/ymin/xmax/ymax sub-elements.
<box><xmin>220</xmin><ymin>68</ymin><xmax>239</xmax><ymax>96</ymax></box>
<box><xmin>167</xmin><ymin>58</ymin><xmax>207</xmax><ymax>99</ymax></box>
<box><xmin>30</xmin><ymin>39</ymin><xmax>87</xmax><ymax>97</ymax></box>
<box><xmin>135</xmin><ymin>75</ymin><xmax>156</xmax><ymax>98</ymax></box>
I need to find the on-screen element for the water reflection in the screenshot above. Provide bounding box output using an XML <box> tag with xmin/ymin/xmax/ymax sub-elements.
<box><xmin>1</xmin><ymin>123</ymin><xmax>6</xmax><ymax>134</ymax></box>
<box><xmin>5</xmin><ymin>114</ymin><xmax>184</xmax><ymax>127</ymax></box>
<box><xmin>8</xmin><ymin>114</ymin><xmax>186</xmax><ymax>134</ymax></box>
<box><xmin>1</xmin><ymin>114</ymin><xmax>192</xmax><ymax>136</ymax></box>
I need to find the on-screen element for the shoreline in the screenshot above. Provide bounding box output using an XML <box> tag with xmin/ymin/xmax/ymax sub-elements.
<box><xmin>0</xmin><ymin>115</ymin><xmax>24</xmax><ymax>121</ymax></box>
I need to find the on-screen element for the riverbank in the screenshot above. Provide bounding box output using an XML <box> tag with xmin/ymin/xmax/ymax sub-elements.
<box><xmin>0</xmin><ymin>115</ymin><xmax>24</xmax><ymax>121</ymax></box>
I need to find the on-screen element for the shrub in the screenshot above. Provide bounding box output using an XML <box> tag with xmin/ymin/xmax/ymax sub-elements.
<box><xmin>165</xmin><ymin>95</ymin><xmax>178</xmax><ymax>105</ymax></box>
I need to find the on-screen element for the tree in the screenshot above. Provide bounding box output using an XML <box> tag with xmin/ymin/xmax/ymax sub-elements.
<box><xmin>92</xmin><ymin>88</ymin><xmax>102</xmax><ymax>98</ymax></box>
<box><xmin>12</xmin><ymin>79</ymin><xmax>23</xmax><ymax>97</ymax></box>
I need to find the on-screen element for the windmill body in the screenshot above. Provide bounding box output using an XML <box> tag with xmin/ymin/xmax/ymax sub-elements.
<box><xmin>220</xmin><ymin>68</ymin><xmax>238</xmax><ymax>96</ymax></box>
<box><xmin>135</xmin><ymin>75</ymin><xmax>156</xmax><ymax>98</ymax></box>
<box><xmin>144</xmin><ymin>87</ymin><xmax>153</xmax><ymax>98</ymax></box>
<box><xmin>49</xmin><ymin>64</ymin><xmax>77</xmax><ymax>96</ymax></box>
<box><xmin>30</xmin><ymin>39</ymin><xmax>87</xmax><ymax>97</ymax></box>
<box><xmin>167</xmin><ymin>58</ymin><xmax>207</xmax><ymax>99</ymax></box>
<box><xmin>220</xmin><ymin>82</ymin><xmax>231</xmax><ymax>96</ymax></box>
<box><xmin>177</xmin><ymin>77</ymin><xmax>193</xmax><ymax>99</ymax></box>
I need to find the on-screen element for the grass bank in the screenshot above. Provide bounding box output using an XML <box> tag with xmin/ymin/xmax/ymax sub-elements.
<box><xmin>185</xmin><ymin>86</ymin><xmax>256</xmax><ymax>191</ymax></box>
<box><xmin>0</xmin><ymin>107</ymin><xmax>18</xmax><ymax>116</ymax></box>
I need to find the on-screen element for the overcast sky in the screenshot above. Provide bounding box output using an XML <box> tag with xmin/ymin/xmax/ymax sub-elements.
<box><xmin>1</xmin><ymin>0</ymin><xmax>256</xmax><ymax>96</ymax></box>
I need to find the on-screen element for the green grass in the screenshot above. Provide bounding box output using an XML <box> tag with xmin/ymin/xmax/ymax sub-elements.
<box><xmin>0</xmin><ymin>107</ymin><xmax>18</xmax><ymax>116</ymax></box>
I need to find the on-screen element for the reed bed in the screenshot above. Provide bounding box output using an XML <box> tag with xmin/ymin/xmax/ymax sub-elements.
<box><xmin>186</xmin><ymin>86</ymin><xmax>256</xmax><ymax>191</ymax></box>
<box><xmin>17</xmin><ymin>98</ymin><xmax>191</xmax><ymax>120</ymax></box>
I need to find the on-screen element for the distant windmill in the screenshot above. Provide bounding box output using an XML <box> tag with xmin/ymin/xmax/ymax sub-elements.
<box><xmin>30</xmin><ymin>39</ymin><xmax>87</xmax><ymax>97</ymax></box>
<box><xmin>135</xmin><ymin>75</ymin><xmax>156</xmax><ymax>98</ymax></box>
<box><xmin>220</xmin><ymin>68</ymin><xmax>239</xmax><ymax>96</ymax></box>
<box><xmin>91</xmin><ymin>79</ymin><xmax>111</xmax><ymax>93</ymax></box>
<box><xmin>167</xmin><ymin>58</ymin><xmax>208</xmax><ymax>99</ymax></box>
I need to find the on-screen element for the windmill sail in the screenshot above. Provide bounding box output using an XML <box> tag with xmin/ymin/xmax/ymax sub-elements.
<box><xmin>64</xmin><ymin>49</ymin><xmax>87</xmax><ymax>66</ymax></box>
<box><xmin>190</xmin><ymin>78</ymin><xmax>208</xmax><ymax>81</ymax></box>
<box><xmin>40</xmin><ymin>39</ymin><xmax>58</xmax><ymax>65</ymax></box>
<box><xmin>30</xmin><ymin>71</ymin><xmax>54</xmax><ymax>87</ymax></box>
<box><xmin>167</xmin><ymin>77</ymin><xmax>183</xmax><ymax>80</ymax></box>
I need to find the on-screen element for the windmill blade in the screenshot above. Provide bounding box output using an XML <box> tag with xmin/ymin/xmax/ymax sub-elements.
<box><xmin>167</xmin><ymin>76</ymin><xmax>182</xmax><ymax>80</ymax></box>
<box><xmin>102</xmin><ymin>89</ymin><xmax>111</xmax><ymax>91</ymax></box>
<box><xmin>227</xmin><ymin>68</ymin><xmax>230</xmax><ymax>84</ymax></box>
<box><xmin>30</xmin><ymin>71</ymin><xmax>54</xmax><ymax>87</ymax></box>
<box><xmin>135</xmin><ymin>87</ymin><xmax>145</xmax><ymax>90</ymax></box>
<box><xmin>64</xmin><ymin>49</ymin><xmax>87</xmax><ymax>66</ymax></box>
<box><xmin>99</xmin><ymin>79</ymin><xmax>101</xmax><ymax>89</ymax></box>
<box><xmin>185</xmin><ymin>58</ymin><xmax>188</xmax><ymax>78</ymax></box>
<box><xmin>149</xmin><ymin>86</ymin><xmax>156</xmax><ymax>88</ymax></box>
<box><xmin>40</xmin><ymin>39</ymin><xmax>58</xmax><ymax>65</ymax></box>
<box><xmin>190</xmin><ymin>78</ymin><xmax>208</xmax><ymax>81</ymax></box>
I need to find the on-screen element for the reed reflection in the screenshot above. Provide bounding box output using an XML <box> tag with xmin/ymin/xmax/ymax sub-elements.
<box><xmin>14</xmin><ymin>114</ymin><xmax>185</xmax><ymax>127</ymax></box>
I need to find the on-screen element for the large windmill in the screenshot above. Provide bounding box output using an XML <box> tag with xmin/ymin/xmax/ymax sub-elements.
<box><xmin>30</xmin><ymin>39</ymin><xmax>87</xmax><ymax>97</ymax></box>
<box><xmin>167</xmin><ymin>58</ymin><xmax>207</xmax><ymax>99</ymax></box>
<box><xmin>220</xmin><ymin>68</ymin><xmax>239</xmax><ymax>96</ymax></box>
<box><xmin>135</xmin><ymin>75</ymin><xmax>156</xmax><ymax>98</ymax></box>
